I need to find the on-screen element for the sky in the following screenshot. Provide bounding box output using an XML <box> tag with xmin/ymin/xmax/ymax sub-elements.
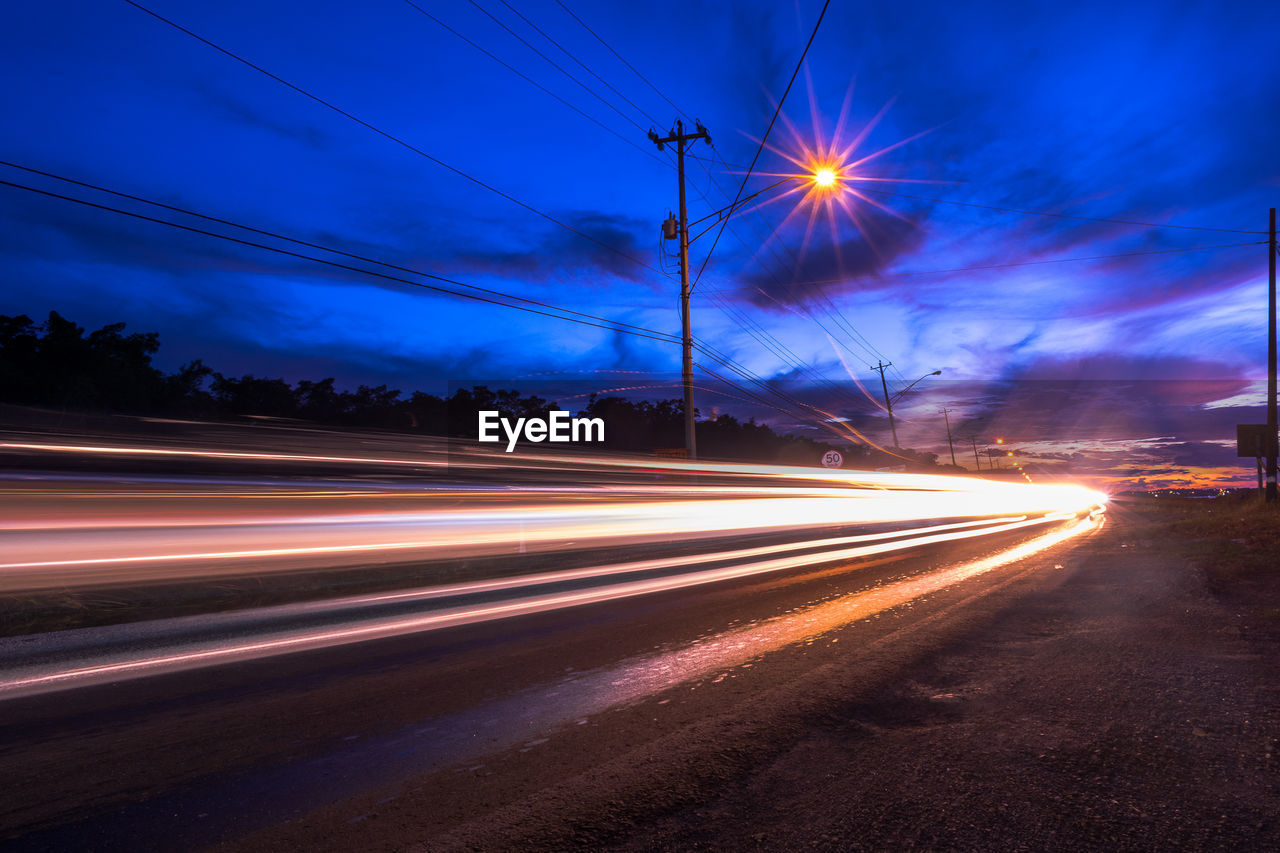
<box><xmin>2</xmin><ymin>0</ymin><xmax>1278</xmax><ymax>491</ymax></box>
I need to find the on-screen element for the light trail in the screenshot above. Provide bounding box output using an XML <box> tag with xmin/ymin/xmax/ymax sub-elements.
<box><xmin>0</xmin><ymin>430</ymin><xmax>1109</xmax><ymax>698</ymax></box>
<box><xmin>0</xmin><ymin>481</ymin><xmax>1104</xmax><ymax>590</ymax></box>
<box><xmin>0</xmin><ymin>432</ymin><xmax>1108</xmax><ymax>682</ymax></box>
<box><xmin>556</xmin><ymin>514</ymin><xmax>1104</xmax><ymax>716</ymax></box>
<box><xmin>0</xmin><ymin>434</ymin><xmax>1107</xmax><ymax>591</ymax></box>
<box><xmin>0</xmin><ymin>440</ymin><xmax>450</xmax><ymax>469</ymax></box>
<box><xmin>283</xmin><ymin>516</ymin><xmax>1026</xmax><ymax>610</ymax></box>
<box><xmin>0</xmin><ymin>514</ymin><xmax>1099</xmax><ymax>699</ymax></box>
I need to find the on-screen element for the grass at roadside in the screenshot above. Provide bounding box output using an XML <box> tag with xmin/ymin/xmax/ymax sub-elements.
<box><xmin>1115</xmin><ymin>494</ymin><xmax>1280</xmax><ymax>623</ymax></box>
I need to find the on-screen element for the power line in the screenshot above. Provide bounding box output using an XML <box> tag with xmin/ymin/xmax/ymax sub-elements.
<box><xmin>691</xmin><ymin>343</ymin><xmax>901</xmax><ymax>455</ymax></box>
<box><xmin>692</xmin><ymin>162</ymin><xmax>899</xmax><ymax>371</ymax></box>
<box><xmin>683</xmin><ymin>179</ymin><xmax>889</xmax><ymax>405</ymax></box>
<box><xmin>0</xmin><ymin>176</ymin><xmax>681</xmax><ymax>345</ymax></box>
<box><xmin>691</xmin><ymin>0</ymin><xmax>833</xmax><ymax>292</ymax></box>
<box><xmin>3</xmin><ymin>165</ymin><xmax>866</xmax><ymax>441</ymax></box>
<box><xmin>691</xmin><ymin>333</ymin><xmax>859</xmax><ymax>427</ymax></box>
<box><xmin>123</xmin><ymin>0</ymin><xmax>660</xmax><ymax>275</ymax></box>
<box><xmin>543</xmin><ymin>1</ymin><xmax>899</xmax><ymax>394</ymax></box>
<box><xmin>93</xmin><ymin>5</ymin><xmax>913</xmax><ymax>452</ymax></box>
<box><xmin>1</xmin><ymin>180</ymin><xmax>904</xmax><ymax>455</ymax></box>
<box><xmin>678</xmin><ymin>165</ymin><xmax>883</xmax><ymax>409</ymax></box>
<box><xmin>552</xmin><ymin>0</ymin><xmax>689</xmax><ymax>121</ymax></box>
<box><xmin>465</xmin><ymin>0</ymin><xmax>648</xmax><ymax>135</ymax></box>
<box><xmin>691</xmin><ymin>346</ymin><xmax>837</xmax><ymax>430</ymax></box>
<box><xmin>506</xmin><ymin>5</ymin><xmax>905</xmax><ymax>408</ymax></box>
<box><xmin>536</xmin><ymin>0</ymin><xmax>898</xmax><ymax>374</ymax></box>
<box><xmin>694</xmin><ymin>184</ymin><xmax>896</xmax><ymax>381</ymax></box>
<box><xmin>604</xmin><ymin>17</ymin><xmax>899</xmax><ymax>389</ymax></box>
<box><xmin>692</xmin><ymin>361</ymin><xmax>835</xmax><ymax>427</ymax></box>
<box><xmin>0</xmin><ymin>160</ymin><xmax>671</xmax><ymax>338</ymax></box>
<box><xmin>702</xmin><ymin>290</ymin><xmax>878</xmax><ymax>411</ymax></box>
<box><xmin>125</xmin><ymin>0</ymin><xmax>893</xmax><ymax>427</ymax></box>
<box><xmin>497</xmin><ymin>0</ymin><xmax>666</xmax><ymax>129</ymax></box>
<box><xmin>402</xmin><ymin>1</ymin><xmax>668</xmax><ymax>170</ymax></box>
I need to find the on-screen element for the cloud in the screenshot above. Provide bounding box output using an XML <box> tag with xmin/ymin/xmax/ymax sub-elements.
<box><xmin>189</xmin><ymin>82</ymin><xmax>332</xmax><ymax>150</ymax></box>
<box><xmin>1006</xmin><ymin>353</ymin><xmax>1248</xmax><ymax>383</ymax></box>
<box><xmin>425</xmin><ymin>210</ymin><xmax>657</xmax><ymax>287</ymax></box>
<box><xmin>735</xmin><ymin>210</ymin><xmax>925</xmax><ymax>307</ymax></box>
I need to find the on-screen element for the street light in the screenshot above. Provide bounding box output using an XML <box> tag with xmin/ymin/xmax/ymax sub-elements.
<box><xmin>881</xmin><ymin>369</ymin><xmax>942</xmax><ymax>448</ymax></box>
<box><xmin>650</xmin><ymin>120</ymin><xmax>890</xmax><ymax>458</ymax></box>
<box><xmin>656</xmin><ymin>150</ymin><xmax>809</xmax><ymax>458</ymax></box>
<box><xmin>890</xmin><ymin>370</ymin><xmax>943</xmax><ymax>406</ymax></box>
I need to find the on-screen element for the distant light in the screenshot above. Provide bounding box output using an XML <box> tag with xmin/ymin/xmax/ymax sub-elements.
<box><xmin>814</xmin><ymin>168</ymin><xmax>837</xmax><ymax>187</ymax></box>
<box><xmin>995</xmin><ymin>438</ymin><xmax>1004</xmax><ymax>444</ymax></box>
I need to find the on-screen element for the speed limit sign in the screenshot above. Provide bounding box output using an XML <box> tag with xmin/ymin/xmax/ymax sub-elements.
<box><xmin>821</xmin><ymin>450</ymin><xmax>843</xmax><ymax>468</ymax></box>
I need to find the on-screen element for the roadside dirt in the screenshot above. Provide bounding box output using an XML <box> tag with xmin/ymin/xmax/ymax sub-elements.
<box><xmin>231</xmin><ymin>499</ymin><xmax>1280</xmax><ymax>852</ymax></box>
<box><xmin>607</xmin><ymin>499</ymin><xmax>1280</xmax><ymax>850</ymax></box>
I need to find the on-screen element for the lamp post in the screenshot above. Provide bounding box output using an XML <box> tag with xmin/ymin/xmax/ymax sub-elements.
<box><xmin>650</xmin><ymin>117</ymin><xmax>804</xmax><ymax>460</ymax></box>
<box><xmin>647</xmin><ymin>130</ymin><xmax>888</xmax><ymax>460</ymax></box>
<box><xmin>879</xmin><ymin>369</ymin><xmax>942</xmax><ymax>448</ymax></box>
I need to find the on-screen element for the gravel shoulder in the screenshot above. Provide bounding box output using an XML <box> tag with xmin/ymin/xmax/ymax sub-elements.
<box><xmin>609</xmin><ymin>499</ymin><xmax>1280</xmax><ymax>851</ymax></box>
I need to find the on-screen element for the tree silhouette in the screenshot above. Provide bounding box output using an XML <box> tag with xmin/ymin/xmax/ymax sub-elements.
<box><xmin>0</xmin><ymin>312</ymin><xmax>165</xmax><ymax>412</ymax></box>
<box><xmin>0</xmin><ymin>311</ymin><xmax>937</xmax><ymax>469</ymax></box>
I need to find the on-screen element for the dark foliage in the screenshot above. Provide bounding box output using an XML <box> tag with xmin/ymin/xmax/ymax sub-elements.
<box><xmin>0</xmin><ymin>312</ymin><xmax>937</xmax><ymax>467</ymax></box>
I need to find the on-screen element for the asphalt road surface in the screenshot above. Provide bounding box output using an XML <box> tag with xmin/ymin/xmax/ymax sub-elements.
<box><xmin>2</xmin><ymin>417</ymin><xmax>1127</xmax><ymax>850</ymax></box>
<box><xmin>0</xmin><ymin>514</ymin><xmax>1101</xmax><ymax>851</ymax></box>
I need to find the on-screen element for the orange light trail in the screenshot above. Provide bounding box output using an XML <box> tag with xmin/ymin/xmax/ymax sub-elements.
<box><xmin>0</xmin><ymin>432</ymin><xmax>1109</xmax><ymax>698</ymax></box>
<box><xmin>0</xmin><ymin>464</ymin><xmax>1106</xmax><ymax>591</ymax></box>
<box><xmin>0</xmin><ymin>513</ymin><xmax>1100</xmax><ymax>699</ymax></box>
<box><xmin>0</xmin><ymin>501</ymin><xmax>1058</xmax><ymax>583</ymax></box>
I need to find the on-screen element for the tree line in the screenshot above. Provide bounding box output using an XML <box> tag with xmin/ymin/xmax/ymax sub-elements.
<box><xmin>0</xmin><ymin>311</ymin><xmax>946</xmax><ymax>468</ymax></box>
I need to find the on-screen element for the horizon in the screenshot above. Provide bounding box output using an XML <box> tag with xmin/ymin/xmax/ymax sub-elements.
<box><xmin>2</xmin><ymin>0</ymin><xmax>1278</xmax><ymax>491</ymax></box>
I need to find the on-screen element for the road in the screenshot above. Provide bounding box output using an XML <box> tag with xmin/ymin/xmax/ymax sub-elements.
<box><xmin>0</xmin><ymin>422</ymin><xmax>1107</xmax><ymax>849</ymax></box>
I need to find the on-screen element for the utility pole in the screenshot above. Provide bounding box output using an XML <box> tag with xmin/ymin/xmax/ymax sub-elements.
<box><xmin>941</xmin><ymin>407</ymin><xmax>957</xmax><ymax>467</ymax></box>
<box><xmin>1269</xmin><ymin>208</ymin><xmax>1277</xmax><ymax>502</ymax></box>
<box><xmin>651</xmin><ymin>119</ymin><xmax>710</xmax><ymax>460</ymax></box>
<box><xmin>873</xmin><ymin>361</ymin><xmax>899</xmax><ymax>448</ymax></box>
<box><xmin>969</xmin><ymin>436</ymin><xmax>981</xmax><ymax>471</ymax></box>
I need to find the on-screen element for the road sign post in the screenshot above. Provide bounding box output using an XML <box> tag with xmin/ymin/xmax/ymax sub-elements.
<box><xmin>1237</xmin><ymin>424</ymin><xmax>1277</xmax><ymax>497</ymax></box>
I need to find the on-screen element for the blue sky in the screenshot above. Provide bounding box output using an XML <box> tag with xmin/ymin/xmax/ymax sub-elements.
<box><xmin>2</xmin><ymin>0</ymin><xmax>1278</xmax><ymax>488</ymax></box>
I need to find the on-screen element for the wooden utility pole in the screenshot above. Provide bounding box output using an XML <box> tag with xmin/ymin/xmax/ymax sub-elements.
<box><xmin>1268</xmin><ymin>208</ymin><xmax>1277</xmax><ymax>502</ymax></box>
<box><xmin>873</xmin><ymin>361</ymin><xmax>899</xmax><ymax>448</ymax></box>
<box><xmin>941</xmin><ymin>407</ymin><xmax>958</xmax><ymax>467</ymax></box>
<box><xmin>651</xmin><ymin>120</ymin><xmax>710</xmax><ymax>459</ymax></box>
